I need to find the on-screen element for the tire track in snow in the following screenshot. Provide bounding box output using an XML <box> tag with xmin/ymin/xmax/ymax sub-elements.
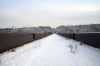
<box><xmin>28</xmin><ymin>34</ymin><xmax>74</xmax><ymax>66</ymax></box>
<box><xmin>25</xmin><ymin>35</ymin><xmax>53</xmax><ymax>66</ymax></box>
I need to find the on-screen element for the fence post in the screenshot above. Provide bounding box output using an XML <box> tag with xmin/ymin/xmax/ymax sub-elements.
<box><xmin>73</xmin><ymin>33</ymin><xmax>75</xmax><ymax>40</ymax></box>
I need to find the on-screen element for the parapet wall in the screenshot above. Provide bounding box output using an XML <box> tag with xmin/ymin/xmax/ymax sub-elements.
<box><xmin>0</xmin><ymin>33</ymin><xmax>52</xmax><ymax>53</ymax></box>
<box><xmin>75</xmin><ymin>33</ymin><xmax>100</xmax><ymax>48</ymax></box>
<box><xmin>0</xmin><ymin>33</ymin><xmax>34</xmax><ymax>52</ymax></box>
<box><xmin>1</xmin><ymin>33</ymin><xmax>99</xmax><ymax>53</ymax></box>
<box><xmin>59</xmin><ymin>33</ymin><xmax>100</xmax><ymax>48</ymax></box>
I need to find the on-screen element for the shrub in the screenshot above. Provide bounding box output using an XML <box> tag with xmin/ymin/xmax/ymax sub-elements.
<box><xmin>80</xmin><ymin>42</ymin><xmax>83</xmax><ymax>45</ymax></box>
<box><xmin>68</xmin><ymin>44</ymin><xmax>78</xmax><ymax>54</ymax></box>
<box><xmin>68</xmin><ymin>44</ymin><xmax>73</xmax><ymax>52</ymax></box>
<box><xmin>73</xmin><ymin>44</ymin><xmax>78</xmax><ymax>54</ymax></box>
<box><xmin>9</xmin><ymin>48</ymin><xmax>15</xmax><ymax>52</ymax></box>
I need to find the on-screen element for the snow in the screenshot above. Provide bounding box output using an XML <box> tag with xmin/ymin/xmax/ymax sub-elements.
<box><xmin>0</xmin><ymin>34</ymin><xmax>100</xmax><ymax>66</ymax></box>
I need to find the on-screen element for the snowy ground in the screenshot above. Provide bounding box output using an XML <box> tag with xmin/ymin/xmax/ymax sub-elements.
<box><xmin>0</xmin><ymin>34</ymin><xmax>100</xmax><ymax>66</ymax></box>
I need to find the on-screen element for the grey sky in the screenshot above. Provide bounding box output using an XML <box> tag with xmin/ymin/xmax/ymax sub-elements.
<box><xmin>0</xmin><ymin>0</ymin><xmax>100</xmax><ymax>28</ymax></box>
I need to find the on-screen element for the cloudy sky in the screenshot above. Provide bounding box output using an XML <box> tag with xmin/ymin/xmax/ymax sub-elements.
<box><xmin>0</xmin><ymin>0</ymin><xmax>100</xmax><ymax>28</ymax></box>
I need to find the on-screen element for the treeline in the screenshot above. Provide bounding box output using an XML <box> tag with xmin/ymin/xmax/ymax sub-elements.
<box><xmin>0</xmin><ymin>26</ymin><xmax>53</xmax><ymax>33</ymax></box>
<box><xmin>0</xmin><ymin>24</ymin><xmax>100</xmax><ymax>33</ymax></box>
<box><xmin>55</xmin><ymin>24</ymin><xmax>100</xmax><ymax>33</ymax></box>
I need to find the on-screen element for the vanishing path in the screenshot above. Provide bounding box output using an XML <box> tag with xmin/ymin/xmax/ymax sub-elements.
<box><xmin>0</xmin><ymin>34</ymin><xmax>100</xmax><ymax>66</ymax></box>
<box><xmin>26</xmin><ymin>34</ymin><xmax>73</xmax><ymax>66</ymax></box>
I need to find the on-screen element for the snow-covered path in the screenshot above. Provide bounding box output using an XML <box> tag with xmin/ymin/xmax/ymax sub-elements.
<box><xmin>0</xmin><ymin>34</ymin><xmax>100</xmax><ymax>66</ymax></box>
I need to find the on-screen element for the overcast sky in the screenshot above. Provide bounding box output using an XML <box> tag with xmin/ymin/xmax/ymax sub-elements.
<box><xmin>0</xmin><ymin>0</ymin><xmax>100</xmax><ymax>28</ymax></box>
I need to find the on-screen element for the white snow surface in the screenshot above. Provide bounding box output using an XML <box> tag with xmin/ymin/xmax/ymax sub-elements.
<box><xmin>0</xmin><ymin>34</ymin><xmax>100</xmax><ymax>66</ymax></box>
